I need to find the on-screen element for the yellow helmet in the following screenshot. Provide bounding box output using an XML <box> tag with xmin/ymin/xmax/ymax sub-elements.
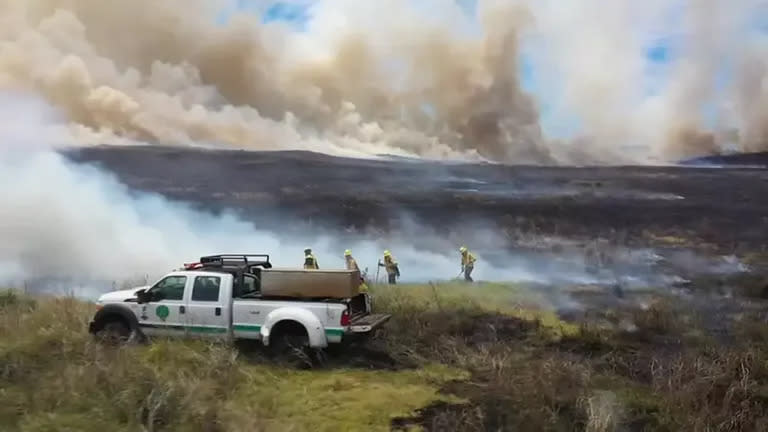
<box><xmin>344</xmin><ymin>249</ymin><xmax>352</xmax><ymax>256</ymax></box>
<box><xmin>384</xmin><ymin>250</ymin><xmax>391</xmax><ymax>256</ymax></box>
<box><xmin>459</xmin><ymin>246</ymin><xmax>467</xmax><ymax>253</ymax></box>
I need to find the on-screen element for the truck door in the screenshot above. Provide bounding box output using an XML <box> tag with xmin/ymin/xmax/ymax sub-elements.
<box><xmin>186</xmin><ymin>274</ymin><xmax>230</xmax><ymax>339</ymax></box>
<box><xmin>231</xmin><ymin>273</ymin><xmax>265</xmax><ymax>340</ymax></box>
<box><xmin>138</xmin><ymin>274</ymin><xmax>190</xmax><ymax>337</ymax></box>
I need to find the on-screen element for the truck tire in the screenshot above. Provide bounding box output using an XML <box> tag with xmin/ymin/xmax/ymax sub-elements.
<box><xmin>94</xmin><ymin>318</ymin><xmax>144</xmax><ymax>346</ymax></box>
<box><xmin>91</xmin><ymin>305</ymin><xmax>146</xmax><ymax>346</ymax></box>
<box><xmin>270</xmin><ymin>321</ymin><xmax>316</xmax><ymax>368</ymax></box>
<box><xmin>95</xmin><ymin>319</ymin><xmax>131</xmax><ymax>345</ymax></box>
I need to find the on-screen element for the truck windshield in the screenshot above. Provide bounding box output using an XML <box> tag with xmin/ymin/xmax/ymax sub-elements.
<box><xmin>149</xmin><ymin>275</ymin><xmax>187</xmax><ymax>301</ymax></box>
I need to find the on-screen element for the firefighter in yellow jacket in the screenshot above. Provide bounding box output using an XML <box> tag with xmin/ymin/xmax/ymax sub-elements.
<box><xmin>460</xmin><ymin>246</ymin><xmax>476</xmax><ymax>282</ymax></box>
<box><xmin>345</xmin><ymin>249</ymin><xmax>368</xmax><ymax>292</ymax></box>
<box><xmin>344</xmin><ymin>249</ymin><xmax>359</xmax><ymax>271</ymax></box>
<box><xmin>378</xmin><ymin>250</ymin><xmax>400</xmax><ymax>284</ymax></box>
<box><xmin>303</xmin><ymin>248</ymin><xmax>318</xmax><ymax>269</ymax></box>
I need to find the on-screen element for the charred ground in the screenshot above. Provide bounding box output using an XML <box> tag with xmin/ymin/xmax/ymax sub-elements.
<box><xmin>63</xmin><ymin>146</ymin><xmax>768</xmax><ymax>254</ymax></box>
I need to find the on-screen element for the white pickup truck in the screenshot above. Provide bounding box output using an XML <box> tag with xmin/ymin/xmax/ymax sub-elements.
<box><xmin>88</xmin><ymin>254</ymin><xmax>390</xmax><ymax>353</ymax></box>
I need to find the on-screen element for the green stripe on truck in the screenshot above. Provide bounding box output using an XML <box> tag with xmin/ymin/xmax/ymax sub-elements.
<box><xmin>139</xmin><ymin>323</ymin><xmax>227</xmax><ymax>333</ymax></box>
<box><xmin>143</xmin><ymin>323</ymin><xmax>345</xmax><ymax>337</ymax></box>
<box><xmin>139</xmin><ymin>323</ymin><xmax>185</xmax><ymax>331</ymax></box>
<box><xmin>233</xmin><ymin>324</ymin><xmax>261</xmax><ymax>332</ymax></box>
<box><xmin>188</xmin><ymin>326</ymin><xmax>227</xmax><ymax>334</ymax></box>
<box><xmin>325</xmin><ymin>328</ymin><xmax>344</xmax><ymax>336</ymax></box>
<box><xmin>235</xmin><ymin>324</ymin><xmax>344</xmax><ymax>337</ymax></box>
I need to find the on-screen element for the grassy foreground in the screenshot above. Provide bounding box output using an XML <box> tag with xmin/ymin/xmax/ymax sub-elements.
<box><xmin>2</xmin><ymin>283</ymin><xmax>768</xmax><ymax>431</ymax></box>
<box><xmin>0</xmin><ymin>289</ymin><xmax>465</xmax><ymax>432</ymax></box>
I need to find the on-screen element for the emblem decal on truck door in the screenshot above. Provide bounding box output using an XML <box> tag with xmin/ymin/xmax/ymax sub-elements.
<box><xmin>155</xmin><ymin>305</ymin><xmax>170</xmax><ymax>321</ymax></box>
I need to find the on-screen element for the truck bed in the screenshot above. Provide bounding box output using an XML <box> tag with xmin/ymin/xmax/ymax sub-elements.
<box><xmin>258</xmin><ymin>268</ymin><xmax>361</xmax><ymax>299</ymax></box>
<box><xmin>348</xmin><ymin>313</ymin><xmax>391</xmax><ymax>333</ymax></box>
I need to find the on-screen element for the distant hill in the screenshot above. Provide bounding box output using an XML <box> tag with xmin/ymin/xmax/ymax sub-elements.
<box><xmin>680</xmin><ymin>152</ymin><xmax>768</xmax><ymax>168</ymax></box>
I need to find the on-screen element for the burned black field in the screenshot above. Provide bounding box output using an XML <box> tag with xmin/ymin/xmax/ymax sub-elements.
<box><xmin>64</xmin><ymin>146</ymin><xmax>768</xmax><ymax>252</ymax></box>
<box><xmin>51</xmin><ymin>145</ymin><xmax>768</xmax><ymax>431</ymax></box>
<box><xmin>63</xmin><ymin>146</ymin><xmax>768</xmax><ymax>291</ymax></box>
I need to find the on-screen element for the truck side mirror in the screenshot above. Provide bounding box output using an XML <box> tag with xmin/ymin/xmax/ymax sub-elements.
<box><xmin>136</xmin><ymin>289</ymin><xmax>150</xmax><ymax>304</ymax></box>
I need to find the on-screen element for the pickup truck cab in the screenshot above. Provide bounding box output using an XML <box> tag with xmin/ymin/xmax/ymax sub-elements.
<box><xmin>88</xmin><ymin>254</ymin><xmax>390</xmax><ymax>353</ymax></box>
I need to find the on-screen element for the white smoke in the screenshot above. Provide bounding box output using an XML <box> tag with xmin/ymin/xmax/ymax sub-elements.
<box><xmin>0</xmin><ymin>0</ymin><xmax>544</xmax><ymax>164</ymax></box>
<box><xmin>0</xmin><ymin>92</ymin><xmax>608</xmax><ymax>298</ymax></box>
<box><xmin>0</xmin><ymin>92</ymin><xmax>746</xmax><ymax>302</ymax></box>
<box><xmin>0</xmin><ymin>90</ymin><xmax>746</xmax><ymax>300</ymax></box>
<box><xmin>2</xmin><ymin>0</ymin><xmax>765</xmax><ymax>164</ymax></box>
<box><xmin>521</xmin><ymin>0</ymin><xmax>766</xmax><ymax>162</ymax></box>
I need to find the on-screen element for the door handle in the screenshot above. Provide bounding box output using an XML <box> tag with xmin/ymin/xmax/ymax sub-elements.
<box><xmin>180</xmin><ymin>305</ymin><xmax>185</xmax><ymax>314</ymax></box>
<box><xmin>215</xmin><ymin>307</ymin><xmax>221</xmax><ymax>316</ymax></box>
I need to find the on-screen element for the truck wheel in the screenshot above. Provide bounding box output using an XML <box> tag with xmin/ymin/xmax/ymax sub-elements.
<box><xmin>272</xmin><ymin>333</ymin><xmax>313</xmax><ymax>368</ymax></box>
<box><xmin>95</xmin><ymin>320</ymin><xmax>138</xmax><ymax>346</ymax></box>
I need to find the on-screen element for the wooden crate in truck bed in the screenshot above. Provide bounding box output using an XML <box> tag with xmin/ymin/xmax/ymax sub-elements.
<box><xmin>260</xmin><ymin>268</ymin><xmax>361</xmax><ymax>299</ymax></box>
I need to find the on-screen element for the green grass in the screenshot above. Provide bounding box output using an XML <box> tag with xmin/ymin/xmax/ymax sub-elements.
<box><xmin>371</xmin><ymin>281</ymin><xmax>580</xmax><ymax>336</ymax></box>
<box><xmin>3</xmin><ymin>282</ymin><xmax>768</xmax><ymax>431</ymax></box>
<box><xmin>226</xmin><ymin>364</ymin><xmax>466</xmax><ymax>431</ymax></box>
<box><xmin>0</xmin><ymin>289</ymin><xmax>464</xmax><ymax>432</ymax></box>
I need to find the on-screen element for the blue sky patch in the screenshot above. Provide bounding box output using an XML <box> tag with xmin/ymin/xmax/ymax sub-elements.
<box><xmin>263</xmin><ymin>1</ymin><xmax>310</xmax><ymax>26</ymax></box>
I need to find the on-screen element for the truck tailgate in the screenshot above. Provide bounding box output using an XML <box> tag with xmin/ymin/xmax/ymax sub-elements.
<box><xmin>349</xmin><ymin>313</ymin><xmax>391</xmax><ymax>334</ymax></box>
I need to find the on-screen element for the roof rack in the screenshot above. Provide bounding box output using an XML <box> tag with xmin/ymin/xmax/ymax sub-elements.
<box><xmin>198</xmin><ymin>254</ymin><xmax>272</xmax><ymax>270</ymax></box>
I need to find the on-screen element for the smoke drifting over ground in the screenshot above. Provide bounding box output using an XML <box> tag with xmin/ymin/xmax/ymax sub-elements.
<box><xmin>0</xmin><ymin>1</ymin><xmax>766</xmax><ymax>164</ymax></box>
<box><xmin>0</xmin><ymin>91</ymin><xmax>756</xmax><ymax>303</ymax></box>
<box><xmin>0</xmin><ymin>92</ymin><xmax>607</xmax><ymax>297</ymax></box>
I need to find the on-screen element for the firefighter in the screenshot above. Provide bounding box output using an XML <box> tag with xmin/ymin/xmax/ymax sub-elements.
<box><xmin>460</xmin><ymin>246</ymin><xmax>476</xmax><ymax>282</ymax></box>
<box><xmin>345</xmin><ymin>249</ymin><xmax>368</xmax><ymax>292</ymax></box>
<box><xmin>378</xmin><ymin>250</ymin><xmax>400</xmax><ymax>284</ymax></box>
<box><xmin>344</xmin><ymin>249</ymin><xmax>359</xmax><ymax>271</ymax></box>
<box><xmin>303</xmin><ymin>248</ymin><xmax>318</xmax><ymax>269</ymax></box>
